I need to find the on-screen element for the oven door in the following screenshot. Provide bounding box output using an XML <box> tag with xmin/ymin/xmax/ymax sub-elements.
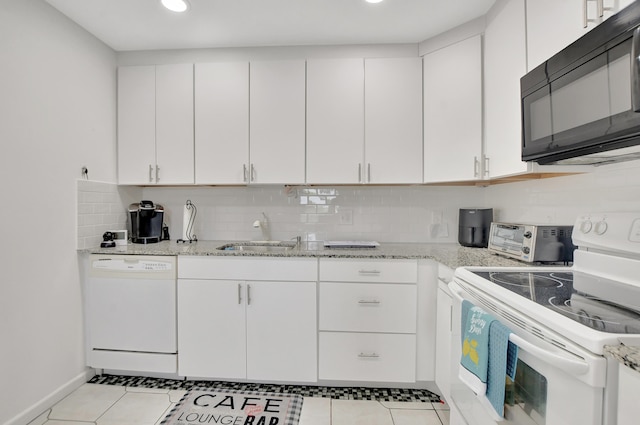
<box><xmin>448</xmin><ymin>279</ymin><xmax>608</xmax><ymax>425</ymax></box>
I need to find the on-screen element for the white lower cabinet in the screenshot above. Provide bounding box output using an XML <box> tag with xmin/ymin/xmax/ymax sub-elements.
<box><xmin>177</xmin><ymin>257</ymin><xmax>317</xmax><ymax>382</ymax></box>
<box><xmin>435</xmin><ymin>280</ymin><xmax>453</xmax><ymax>402</ymax></box>
<box><xmin>318</xmin><ymin>258</ymin><xmax>419</xmax><ymax>383</ymax></box>
<box><xmin>617</xmin><ymin>363</ymin><xmax>640</xmax><ymax>425</ymax></box>
<box><xmin>319</xmin><ymin>332</ymin><xmax>416</xmax><ymax>383</ymax></box>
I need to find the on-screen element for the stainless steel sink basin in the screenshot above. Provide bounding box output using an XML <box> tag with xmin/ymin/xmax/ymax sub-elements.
<box><xmin>216</xmin><ymin>241</ymin><xmax>297</xmax><ymax>253</ymax></box>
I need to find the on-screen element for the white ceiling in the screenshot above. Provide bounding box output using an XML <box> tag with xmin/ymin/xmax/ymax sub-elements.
<box><xmin>44</xmin><ymin>0</ymin><xmax>496</xmax><ymax>52</ymax></box>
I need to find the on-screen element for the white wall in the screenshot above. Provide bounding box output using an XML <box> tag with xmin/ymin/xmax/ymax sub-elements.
<box><xmin>0</xmin><ymin>1</ymin><xmax>116</xmax><ymax>424</ymax></box>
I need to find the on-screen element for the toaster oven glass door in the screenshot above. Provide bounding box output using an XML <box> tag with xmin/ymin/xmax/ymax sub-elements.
<box><xmin>491</xmin><ymin>225</ymin><xmax>526</xmax><ymax>254</ymax></box>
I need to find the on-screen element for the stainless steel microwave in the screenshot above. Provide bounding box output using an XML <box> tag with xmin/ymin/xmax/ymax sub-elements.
<box><xmin>521</xmin><ymin>2</ymin><xmax>640</xmax><ymax>165</ymax></box>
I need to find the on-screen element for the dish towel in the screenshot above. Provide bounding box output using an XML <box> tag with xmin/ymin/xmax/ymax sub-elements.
<box><xmin>459</xmin><ymin>300</ymin><xmax>518</xmax><ymax>420</ymax></box>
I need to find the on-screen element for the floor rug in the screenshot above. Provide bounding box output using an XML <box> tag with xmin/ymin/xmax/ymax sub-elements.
<box><xmin>89</xmin><ymin>374</ymin><xmax>441</xmax><ymax>403</ymax></box>
<box><xmin>161</xmin><ymin>389</ymin><xmax>303</xmax><ymax>425</ymax></box>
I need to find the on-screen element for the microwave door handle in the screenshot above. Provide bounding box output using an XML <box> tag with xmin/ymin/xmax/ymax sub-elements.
<box><xmin>449</xmin><ymin>282</ymin><xmax>590</xmax><ymax>376</ymax></box>
<box><xmin>631</xmin><ymin>27</ymin><xmax>640</xmax><ymax>112</ymax></box>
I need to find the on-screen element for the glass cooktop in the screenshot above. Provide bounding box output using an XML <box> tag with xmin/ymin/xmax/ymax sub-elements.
<box><xmin>472</xmin><ymin>271</ymin><xmax>640</xmax><ymax>334</ymax></box>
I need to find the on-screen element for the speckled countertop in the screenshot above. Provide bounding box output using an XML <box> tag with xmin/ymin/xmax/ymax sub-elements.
<box><xmin>605</xmin><ymin>345</ymin><xmax>640</xmax><ymax>374</ymax></box>
<box><xmin>83</xmin><ymin>240</ymin><xmax>526</xmax><ymax>270</ymax></box>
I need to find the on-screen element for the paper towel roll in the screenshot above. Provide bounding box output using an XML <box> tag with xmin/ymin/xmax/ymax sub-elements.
<box><xmin>181</xmin><ymin>200</ymin><xmax>197</xmax><ymax>241</ymax></box>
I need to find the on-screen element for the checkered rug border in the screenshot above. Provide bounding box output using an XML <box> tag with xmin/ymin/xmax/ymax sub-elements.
<box><xmin>88</xmin><ymin>374</ymin><xmax>441</xmax><ymax>403</ymax></box>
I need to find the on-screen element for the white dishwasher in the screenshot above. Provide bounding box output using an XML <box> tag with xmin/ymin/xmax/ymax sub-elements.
<box><xmin>87</xmin><ymin>254</ymin><xmax>177</xmax><ymax>374</ymax></box>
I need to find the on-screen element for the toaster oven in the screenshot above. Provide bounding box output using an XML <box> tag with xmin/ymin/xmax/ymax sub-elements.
<box><xmin>487</xmin><ymin>222</ymin><xmax>575</xmax><ymax>263</ymax></box>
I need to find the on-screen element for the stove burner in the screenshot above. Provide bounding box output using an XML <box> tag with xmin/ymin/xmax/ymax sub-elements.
<box><xmin>488</xmin><ymin>272</ymin><xmax>566</xmax><ymax>288</ymax></box>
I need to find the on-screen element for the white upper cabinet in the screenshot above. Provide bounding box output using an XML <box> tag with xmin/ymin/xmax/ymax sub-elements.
<box><xmin>117</xmin><ymin>64</ymin><xmax>194</xmax><ymax>185</ymax></box>
<box><xmin>117</xmin><ymin>66</ymin><xmax>156</xmax><ymax>185</ymax></box>
<box><xmin>423</xmin><ymin>36</ymin><xmax>482</xmax><ymax>183</ymax></box>
<box><xmin>483</xmin><ymin>0</ymin><xmax>529</xmax><ymax>179</ymax></box>
<box><xmin>527</xmin><ymin>0</ymin><xmax>636</xmax><ymax>71</ymax></box>
<box><xmin>307</xmin><ymin>58</ymin><xmax>365</xmax><ymax>184</ymax></box>
<box><xmin>365</xmin><ymin>58</ymin><xmax>423</xmax><ymax>184</ymax></box>
<box><xmin>194</xmin><ymin>62</ymin><xmax>249</xmax><ymax>184</ymax></box>
<box><xmin>249</xmin><ymin>60</ymin><xmax>306</xmax><ymax>184</ymax></box>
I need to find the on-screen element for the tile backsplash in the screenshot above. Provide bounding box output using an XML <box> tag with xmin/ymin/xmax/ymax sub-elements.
<box><xmin>77</xmin><ymin>180</ymin><xmax>140</xmax><ymax>249</ymax></box>
<box><xmin>141</xmin><ymin>185</ymin><xmax>485</xmax><ymax>243</ymax></box>
<box><xmin>78</xmin><ymin>159</ymin><xmax>640</xmax><ymax>248</ymax></box>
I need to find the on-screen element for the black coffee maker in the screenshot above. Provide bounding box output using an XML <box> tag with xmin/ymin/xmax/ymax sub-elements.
<box><xmin>129</xmin><ymin>200</ymin><xmax>164</xmax><ymax>244</ymax></box>
<box><xmin>458</xmin><ymin>208</ymin><xmax>493</xmax><ymax>248</ymax></box>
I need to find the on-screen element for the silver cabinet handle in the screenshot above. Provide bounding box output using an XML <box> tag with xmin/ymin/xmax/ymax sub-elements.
<box><xmin>367</xmin><ymin>163</ymin><xmax>371</xmax><ymax>183</ymax></box>
<box><xmin>598</xmin><ymin>0</ymin><xmax>604</xmax><ymax>17</ymax></box>
<box><xmin>632</xmin><ymin>27</ymin><xmax>640</xmax><ymax>112</ymax></box>
<box><xmin>149</xmin><ymin>164</ymin><xmax>153</xmax><ymax>183</ymax></box>
<box><xmin>583</xmin><ymin>0</ymin><xmax>588</xmax><ymax>28</ymax></box>
<box><xmin>473</xmin><ymin>156</ymin><xmax>479</xmax><ymax>178</ymax></box>
<box><xmin>243</xmin><ymin>164</ymin><xmax>248</xmax><ymax>182</ymax></box>
<box><xmin>358</xmin><ymin>163</ymin><xmax>362</xmax><ymax>183</ymax></box>
<box><xmin>358</xmin><ymin>300</ymin><xmax>381</xmax><ymax>305</ymax></box>
<box><xmin>358</xmin><ymin>352</ymin><xmax>380</xmax><ymax>359</ymax></box>
<box><xmin>483</xmin><ymin>156</ymin><xmax>490</xmax><ymax>177</ymax></box>
<box><xmin>155</xmin><ymin>165</ymin><xmax>160</xmax><ymax>182</ymax></box>
<box><xmin>247</xmin><ymin>284</ymin><xmax>252</xmax><ymax>305</ymax></box>
<box><xmin>250</xmin><ymin>164</ymin><xmax>255</xmax><ymax>182</ymax></box>
<box><xmin>358</xmin><ymin>269</ymin><xmax>381</xmax><ymax>275</ymax></box>
<box><xmin>238</xmin><ymin>283</ymin><xmax>242</xmax><ymax>305</ymax></box>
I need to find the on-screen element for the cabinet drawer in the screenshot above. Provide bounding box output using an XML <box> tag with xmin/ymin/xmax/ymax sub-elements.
<box><xmin>319</xmin><ymin>258</ymin><xmax>417</xmax><ymax>283</ymax></box>
<box><xmin>319</xmin><ymin>332</ymin><xmax>416</xmax><ymax>383</ymax></box>
<box><xmin>178</xmin><ymin>256</ymin><xmax>317</xmax><ymax>281</ymax></box>
<box><xmin>319</xmin><ymin>282</ymin><xmax>416</xmax><ymax>333</ymax></box>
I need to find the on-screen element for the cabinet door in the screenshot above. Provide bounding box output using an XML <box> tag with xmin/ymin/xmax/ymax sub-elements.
<box><xmin>117</xmin><ymin>66</ymin><xmax>156</xmax><ymax>185</ymax></box>
<box><xmin>307</xmin><ymin>59</ymin><xmax>364</xmax><ymax>184</ymax></box>
<box><xmin>527</xmin><ymin>0</ymin><xmax>634</xmax><ymax>72</ymax></box>
<box><xmin>424</xmin><ymin>36</ymin><xmax>482</xmax><ymax>183</ymax></box>
<box><xmin>249</xmin><ymin>60</ymin><xmax>306</xmax><ymax>184</ymax></box>
<box><xmin>365</xmin><ymin>58</ymin><xmax>423</xmax><ymax>184</ymax></box>
<box><xmin>246</xmin><ymin>281</ymin><xmax>317</xmax><ymax>382</ymax></box>
<box><xmin>178</xmin><ymin>279</ymin><xmax>246</xmax><ymax>379</ymax></box>
<box><xmin>155</xmin><ymin>64</ymin><xmax>194</xmax><ymax>184</ymax></box>
<box><xmin>618</xmin><ymin>363</ymin><xmax>640</xmax><ymax>425</ymax></box>
<box><xmin>484</xmin><ymin>0</ymin><xmax>529</xmax><ymax>178</ymax></box>
<box><xmin>195</xmin><ymin>62</ymin><xmax>249</xmax><ymax>184</ymax></box>
<box><xmin>435</xmin><ymin>285</ymin><xmax>453</xmax><ymax>403</ymax></box>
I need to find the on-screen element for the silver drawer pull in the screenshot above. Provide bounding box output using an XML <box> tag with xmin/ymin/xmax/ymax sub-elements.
<box><xmin>358</xmin><ymin>269</ymin><xmax>381</xmax><ymax>275</ymax></box>
<box><xmin>358</xmin><ymin>352</ymin><xmax>380</xmax><ymax>359</ymax></box>
<box><xmin>358</xmin><ymin>300</ymin><xmax>381</xmax><ymax>305</ymax></box>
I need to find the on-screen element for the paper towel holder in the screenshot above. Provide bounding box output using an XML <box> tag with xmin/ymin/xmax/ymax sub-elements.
<box><xmin>177</xmin><ymin>200</ymin><xmax>198</xmax><ymax>244</ymax></box>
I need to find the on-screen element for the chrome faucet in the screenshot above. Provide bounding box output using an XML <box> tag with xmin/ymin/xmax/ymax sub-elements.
<box><xmin>252</xmin><ymin>212</ymin><xmax>271</xmax><ymax>241</ymax></box>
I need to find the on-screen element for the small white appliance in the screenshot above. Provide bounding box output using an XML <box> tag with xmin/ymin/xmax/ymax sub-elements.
<box><xmin>449</xmin><ymin>212</ymin><xmax>640</xmax><ymax>425</ymax></box>
<box><xmin>86</xmin><ymin>255</ymin><xmax>177</xmax><ymax>373</ymax></box>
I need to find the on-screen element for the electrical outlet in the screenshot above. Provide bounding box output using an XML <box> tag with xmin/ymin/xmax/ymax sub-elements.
<box><xmin>339</xmin><ymin>209</ymin><xmax>353</xmax><ymax>225</ymax></box>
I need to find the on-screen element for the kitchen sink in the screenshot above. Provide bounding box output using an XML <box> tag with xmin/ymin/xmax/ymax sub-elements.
<box><xmin>216</xmin><ymin>241</ymin><xmax>298</xmax><ymax>253</ymax></box>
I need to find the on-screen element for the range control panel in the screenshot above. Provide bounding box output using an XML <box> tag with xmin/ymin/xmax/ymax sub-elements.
<box><xmin>573</xmin><ymin>213</ymin><xmax>640</xmax><ymax>254</ymax></box>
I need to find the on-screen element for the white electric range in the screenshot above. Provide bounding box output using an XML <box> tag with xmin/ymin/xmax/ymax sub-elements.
<box><xmin>449</xmin><ymin>212</ymin><xmax>640</xmax><ymax>425</ymax></box>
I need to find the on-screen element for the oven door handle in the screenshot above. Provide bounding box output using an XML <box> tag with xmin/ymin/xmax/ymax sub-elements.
<box><xmin>508</xmin><ymin>333</ymin><xmax>589</xmax><ymax>376</ymax></box>
<box><xmin>449</xmin><ymin>281</ymin><xmax>590</xmax><ymax>376</ymax></box>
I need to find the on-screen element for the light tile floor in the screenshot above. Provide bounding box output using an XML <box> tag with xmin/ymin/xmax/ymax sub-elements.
<box><xmin>28</xmin><ymin>383</ymin><xmax>450</xmax><ymax>425</ymax></box>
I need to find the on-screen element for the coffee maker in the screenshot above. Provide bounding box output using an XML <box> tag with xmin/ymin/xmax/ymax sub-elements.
<box><xmin>458</xmin><ymin>208</ymin><xmax>493</xmax><ymax>248</ymax></box>
<box><xmin>129</xmin><ymin>200</ymin><xmax>164</xmax><ymax>244</ymax></box>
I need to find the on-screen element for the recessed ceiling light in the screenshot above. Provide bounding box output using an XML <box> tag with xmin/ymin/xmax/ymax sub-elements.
<box><xmin>365</xmin><ymin>0</ymin><xmax>384</xmax><ymax>3</ymax></box>
<box><xmin>161</xmin><ymin>0</ymin><xmax>189</xmax><ymax>13</ymax></box>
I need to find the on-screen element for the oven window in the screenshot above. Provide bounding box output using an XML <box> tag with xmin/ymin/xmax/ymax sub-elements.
<box><xmin>506</xmin><ymin>359</ymin><xmax>548</xmax><ymax>425</ymax></box>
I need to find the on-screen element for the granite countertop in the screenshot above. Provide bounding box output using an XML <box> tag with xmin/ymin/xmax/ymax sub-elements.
<box><xmin>83</xmin><ymin>240</ymin><xmax>526</xmax><ymax>270</ymax></box>
<box><xmin>605</xmin><ymin>345</ymin><xmax>640</xmax><ymax>374</ymax></box>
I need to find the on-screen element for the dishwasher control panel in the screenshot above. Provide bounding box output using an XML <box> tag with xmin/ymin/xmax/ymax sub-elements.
<box><xmin>89</xmin><ymin>255</ymin><xmax>176</xmax><ymax>279</ymax></box>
